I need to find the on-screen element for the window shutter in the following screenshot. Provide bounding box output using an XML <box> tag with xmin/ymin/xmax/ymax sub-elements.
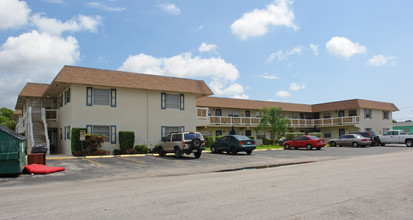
<box><xmin>64</xmin><ymin>91</ymin><xmax>67</xmax><ymax>105</ymax></box>
<box><xmin>180</xmin><ymin>94</ymin><xmax>184</xmax><ymax>110</ymax></box>
<box><xmin>110</xmin><ymin>125</ymin><xmax>116</xmax><ymax>144</ymax></box>
<box><xmin>64</xmin><ymin>127</ymin><xmax>66</xmax><ymax>140</ymax></box>
<box><xmin>87</xmin><ymin>87</ymin><xmax>93</xmax><ymax>106</ymax></box>
<box><xmin>110</xmin><ymin>89</ymin><xmax>117</xmax><ymax>107</ymax></box>
<box><xmin>180</xmin><ymin>126</ymin><xmax>185</xmax><ymax>132</ymax></box>
<box><xmin>86</xmin><ymin>125</ymin><xmax>92</xmax><ymax>134</ymax></box>
<box><xmin>67</xmin><ymin>88</ymin><xmax>71</xmax><ymax>103</ymax></box>
<box><xmin>161</xmin><ymin>126</ymin><xmax>166</xmax><ymax>139</ymax></box>
<box><xmin>68</xmin><ymin>126</ymin><xmax>71</xmax><ymax>140</ymax></box>
<box><xmin>161</xmin><ymin>93</ymin><xmax>166</xmax><ymax>109</ymax></box>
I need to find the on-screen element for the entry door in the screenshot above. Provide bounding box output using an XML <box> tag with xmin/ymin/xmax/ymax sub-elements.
<box><xmin>48</xmin><ymin>128</ymin><xmax>58</xmax><ymax>154</ymax></box>
<box><xmin>339</xmin><ymin>129</ymin><xmax>345</xmax><ymax>137</ymax></box>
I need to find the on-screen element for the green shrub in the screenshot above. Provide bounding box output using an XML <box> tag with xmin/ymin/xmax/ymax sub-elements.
<box><xmin>205</xmin><ymin>136</ymin><xmax>213</xmax><ymax>148</ymax></box>
<box><xmin>285</xmin><ymin>132</ymin><xmax>305</xmax><ymax>141</ymax></box>
<box><xmin>119</xmin><ymin>131</ymin><xmax>135</xmax><ymax>152</ymax></box>
<box><xmin>307</xmin><ymin>132</ymin><xmax>322</xmax><ymax>138</ymax></box>
<box><xmin>262</xmin><ymin>136</ymin><xmax>274</xmax><ymax>145</ymax></box>
<box><xmin>71</xmin><ymin>128</ymin><xmax>86</xmax><ymax>155</ymax></box>
<box><xmin>113</xmin><ymin>149</ymin><xmax>122</xmax><ymax>155</ymax></box>
<box><xmin>151</xmin><ymin>145</ymin><xmax>159</xmax><ymax>153</ymax></box>
<box><xmin>85</xmin><ymin>134</ymin><xmax>105</xmax><ymax>152</ymax></box>
<box><xmin>215</xmin><ymin>135</ymin><xmax>224</xmax><ymax>142</ymax></box>
<box><xmin>73</xmin><ymin>149</ymin><xmax>110</xmax><ymax>156</ymax></box>
<box><xmin>135</xmin><ymin>145</ymin><xmax>149</xmax><ymax>154</ymax></box>
<box><xmin>248</xmin><ymin>136</ymin><xmax>255</xmax><ymax>140</ymax></box>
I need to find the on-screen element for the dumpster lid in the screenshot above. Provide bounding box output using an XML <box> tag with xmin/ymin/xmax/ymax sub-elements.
<box><xmin>0</xmin><ymin>125</ymin><xmax>26</xmax><ymax>141</ymax></box>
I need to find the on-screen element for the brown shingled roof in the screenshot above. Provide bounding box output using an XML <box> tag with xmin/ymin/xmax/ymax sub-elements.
<box><xmin>197</xmin><ymin>97</ymin><xmax>399</xmax><ymax>112</ymax></box>
<box><xmin>196</xmin><ymin>97</ymin><xmax>313</xmax><ymax>112</ymax></box>
<box><xmin>15</xmin><ymin>83</ymin><xmax>49</xmax><ymax>110</ymax></box>
<box><xmin>312</xmin><ymin>99</ymin><xmax>399</xmax><ymax>112</ymax></box>
<box><xmin>44</xmin><ymin>66</ymin><xmax>214</xmax><ymax>98</ymax></box>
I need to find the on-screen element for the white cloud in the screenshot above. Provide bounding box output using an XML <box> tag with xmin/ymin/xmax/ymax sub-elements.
<box><xmin>0</xmin><ymin>30</ymin><xmax>80</xmax><ymax>108</ymax></box>
<box><xmin>158</xmin><ymin>3</ymin><xmax>180</xmax><ymax>15</ymax></box>
<box><xmin>119</xmin><ymin>52</ymin><xmax>248</xmax><ymax>98</ymax></box>
<box><xmin>275</xmin><ymin>90</ymin><xmax>291</xmax><ymax>97</ymax></box>
<box><xmin>87</xmin><ymin>2</ymin><xmax>126</xmax><ymax>12</ymax></box>
<box><xmin>326</xmin><ymin>36</ymin><xmax>366</xmax><ymax>58</ymax></box>
<box><xmin>197</xmin><ymin>25</ymin><xmax>204</xmax><ymax>30</ymax></box>
<box><xmin>310</xmin><ymin>43</ymin><xmax>318</xmax><ymax>56</ymax></box>
<box><xmin>31</xmin><ymin>14</ymin><xmax>102</xmax><ymax>36</ymax></box>
<box><xmin>367</xmin><ymin>54</ymin><xmax>396</xmax><ymax>66</ymax></box>
<box><xmin>198</xmin><ymin>42</ymin><xmax>217</xmax><ymax>53</ymax></box>
<box><xmin>289</xmin><ymin>82</ymin><xmax>305</xmax><ymax>91</ymax></box>
<box><xmin>267</xmin><ymin>45</ymin><xmax>303</xmax><ymax>62</ymax></box>
<box><xmin>231</xmin><ymin>0</ymin><xmax>298</xmax><ymax>40</ymax></box>
<box><xmin>261</xmin><ymin>73</ymin><xmax>279</xmax><ymax>80</ymax></box>
<box><xmin>0</xmin><ymin>0</ymin><xmax>31</xmax><ymax>30</ymax></box>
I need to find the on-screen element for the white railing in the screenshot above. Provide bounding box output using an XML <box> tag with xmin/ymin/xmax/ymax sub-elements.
<box><xmin>41</xmin><ymin>108</ymin><xmax>50</xmax><ymax>151</ymax></box>
<box><xmin>45</xmin><ymin>109</ymin><xmax>58</xmax><ymax>121</ymax></box>
<box><xmin>27</xmin><ymin>107</ymin><xmax>35</xmax><ymax>147</ymax></box>
<box><xmin>208</xmin><ymin>116</ymin><xmax>261</xmax><ymax>126</ymax></box>
<box><xmin>288</xmin><ymin>116</ymin><xmax>360</xmax><ymax>127</ymax></box>
<box><xmin>197</xmin><ymin>107</ymin><xmax>209</xmax><ymax>120</ymax></box>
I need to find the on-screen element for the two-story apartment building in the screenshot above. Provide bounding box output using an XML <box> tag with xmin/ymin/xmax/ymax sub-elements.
<box><xmin>14</xmin><ymin>65</ymin><xmax>398</xmax><ymax>155</ymax></box>
<box><xmin>195</xmin><ymin>97</ymin><xmax>398</xmax><ymax>142</ymax></box>
<box><xmin>14</xmin><ymin>66</ymin><xmax>213</xmax><ymax>154</ymax></box>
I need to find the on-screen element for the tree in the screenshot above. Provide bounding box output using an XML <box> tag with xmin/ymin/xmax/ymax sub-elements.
<box><xmin>256</xmin><ymin>107</ymin><xmax>289</xmax><ymax>145</ymax></box>
<box><xmin>0</xmin><ymin>107</ymin><xmax>17</xmax><ymax>131</ymax></box>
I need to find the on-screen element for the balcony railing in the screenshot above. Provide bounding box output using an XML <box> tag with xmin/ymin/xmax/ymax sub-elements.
<box><xmin>196</xmin><ymin>108</ymin><xmax>359</xmax><ymax>127</ymax></box>
<box><xmin>45</xmin><ymin>110</ymin><xmax>58</xmax><ymax>120</ymax></box>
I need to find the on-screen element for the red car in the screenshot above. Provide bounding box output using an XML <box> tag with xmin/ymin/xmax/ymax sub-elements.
<box><xmin>283</xmin><ymin>135</ymin><xmax>326</xmax><ymax>150</ymax></box>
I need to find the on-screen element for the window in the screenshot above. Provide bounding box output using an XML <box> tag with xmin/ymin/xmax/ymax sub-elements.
<box><xmin>349</xmin><ymin>109</ymin><xmax>357</xmax><ymax>116</ymax></box>
<box><xmin>66</xmin><ymin>88</ymin><xmax>71</xmax><ymax>104</ymax></box>
<box><xmin>161</xmin><ymin>93</ymin><xmax>184</xmax><ymax>110</ymax></box>
<box><xmin>257</xmin><ymin>130</ymin><xmax>265</xmax><ymax>139</ymax></box>
<box><xmin>87</xmin><ymin>125</ymin><xmax>117</xmax><ymax>143</ymax></box>
<box><xmin>59</xmin><ymin>95</ymin><xmax>63</xmax><ymax>108</ymax></box>
<box><xmin>87</xmin><ymin>87</ymin><xmax>116</xmax><ymax>107</ymax></box>
<box><xmin>365</xmin><ymin>109</ymin><xmax>372</xmax><ymax>119</ymax></box>
<box><xmin>228</xmin><ymin>110</ymin><xmax>239</xmax><ymax>117</ymax></box>
<box><xmin>161</xmin><ymin>126</ymin><xmax>180</xmax><ymax>138</ymax></box>
<box><xmin>172</xmin><ymin>134</ymin><xmax>182</xmax><ymax>141</ymax></box>
<box><xmin>383</xmin><ymin>111</ymin><xmax>389</xmax><ymax>120</ymax></box>
<box><xmin>339</xmin><ymin>129</ymin><xmax>345</xmax><ymax>136</ymax></box>
<box><xmin>216</xmin><ymin>130</ymin><xmax>222</xmax><ymax>137</ymax></box>
<box><xmin>94</xmin><ymin>89</ymin><xmax>110</xmax><ymax>105</ymax></box>
<box><xmin>256</xmin><ymin>111</ymin><xmax>263</xmax><ymax>118</ymax></box>
<box><xmin>324</xmin><ymin>133</ymin><xmax>331</xmax><ymax>138</ymax></box>
<box><xmin>338</xmin><ymin>111</ymin><xmax>345</xmax><ymax>117</ymax></box>
<box><xmin>215</xmin><ymin>109</ymin><xmax>222</xmax><ymax>116</ymax></box>
<box><xmin>365</xmin><ymin>128</ymin><xmax>372</xmax><ymax>132</ymax></box>
<box><xmin>245</xmin><ymin>110</ymin><xmax>250</xmax><ymax>117</ymax></box>
<box><xmin>245</xmin><ymin>130</ymin><xmax>252</xmax><ymax>137</ymax></box>
<box><xmin>323</xmin><ymin>113</ymin><xmax>331</xmax><ymax>118</ymax></box>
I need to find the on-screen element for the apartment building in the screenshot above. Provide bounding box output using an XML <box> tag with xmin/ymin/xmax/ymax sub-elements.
<box><xmin>14</xmin><ymin>66</ymin><xmax>213</xmax><ymax>154</ymax></box>
<box><xmin>196</xmin><ymin>97</ymin><xmax>398</xmax><ymax>143</ymax></box>
<box><xmin>14</xmin><ymin>65</ymin><xmax>398</xmax><ymax>155</ymax></box>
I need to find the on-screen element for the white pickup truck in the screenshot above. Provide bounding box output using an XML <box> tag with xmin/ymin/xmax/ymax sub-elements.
<box><xmin>377</xmin><ymin>130</ymin><xmax>413</xmax><ymax>147</ymax></box>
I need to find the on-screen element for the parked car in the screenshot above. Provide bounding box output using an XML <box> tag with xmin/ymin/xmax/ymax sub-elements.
<box><xmin>283</xmin><ymin>135</ymin><xmax>326</xmax><ymax>150</ymax></box>
<box><xmin>352</xmin><ymin>131</ymin><xmax>378</xmax><ymax>146</ymax></box>
<box><xmin>329</xmin><ymin>134</ymin><xmax>371</xmax><ymax>147</ymax></box>
<box><xmin>158</xmin><ymin>131</ymin><xmax>205</xmax><ymax>158</ymax></box>
<box><xmin>210</xmin><ymin>135</ymin><xmax>256</xmax><ymax>155</ymax></box>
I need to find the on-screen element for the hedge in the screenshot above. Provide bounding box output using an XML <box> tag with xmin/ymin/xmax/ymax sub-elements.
<box><xmin>71</xmin><ymin>128</ymin><xmax>86</xmax><ymax>154</ymax></box>
<box><xmin>135</xmin><ymin>145</ymin><xmax>149</xmax><ymax>154</ymax></box>
<box><xmin>248</xmin><ymin>136</ymin><xmax>255</xmax><ymax>140</ymax></box>
<box><xmin>215</xmin><ymin>135</ymin><xmax>224</xmax><ymax>142</ymax></box>
<box><xmin>285</xmin><ymin>132</ymin><xmax>305</xmax><ymax>141</ymax></box>
<box><xmin>262</xmin><ymin>136</ymin><xmax>274</xmax><ymax>145</ymax></box>
<box><xmin>119</xmin><ymin>131</ymin><xmax>135</xmax><ymax>152</ymax></box>
<box><xmin>205</xmin><ymin>136</ymin><xmax>213</xmax><ymax>148</ymax></box>
<box><xmin>307</xmin><ymin>132</ymin><xmax>322</xmax><ymax>138</ymax></box>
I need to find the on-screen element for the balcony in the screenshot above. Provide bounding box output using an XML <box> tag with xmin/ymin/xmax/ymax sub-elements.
<box><xmin>196</xmin><ymin>107</ymin><xmax>360</xmax><ymax>128</ymax></box>
<box><xmin>45</xmin><ymin>110</ymin><xmax>58</xmax><ymax>121</ymax></box>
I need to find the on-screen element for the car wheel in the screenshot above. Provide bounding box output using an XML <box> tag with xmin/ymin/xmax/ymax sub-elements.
<box><xmin>306</xmin><ymin>144</ymin><xmax>312</xmax><ymax>150</ymax></box>
<box><xmin>211</xmin><ymin>146</ymin><xmax>217</xmax><ymax>153</ymax></box>
<box><xmin>380</xmin><ymin>143</ymin><xmax>386</xmax><ymax>146</ymax></box>
<box><xmin>191</xmin><ymin>138</ymin><xmax>202</xmax><ymax>148</ymax></box>
<box><xmin>406</xmin><ymin>139</ymin><xmax>413</xmax><ymax>147</ymax></box>
<box><xmin>316</xmin><ymin>147</ymin><xmax>321</xmax><ymax>150</ymax></box>
<box><xmin>352</xmin><ymin>142</ymin><xmax>359</xmax><ymax>147</ymax></box>
<box><xmin>174</xmin><ymin>147</ymin><xmax>182</xmax><ymax>158</ymax></box>
<box><xmin>284</xmin><ymin>144</ymin><xmax>290</xmax><ymax>150</ymax></box>
<box><xmin>330</xmin><ymin>141</ymin><xmax>336</xmax><ymax>147</ymax></box>
<box><xmin>158</xmin><ymin>146</ymin><xmax>165</xmax><ymax>157</ymax></box>
<box><xmin>246</xmin><ymin>150</ymin><xmax>252</xmax><ymax>155</ymax></box>
<box><xmin>230</xmin><ymin>147</ymin><xmax>237</xmax><ymax>155</ymax></box>
<box><xmin>194</xmin><ymin>151</ymin><xmax>201</xmax><ymax>158</ymax></box>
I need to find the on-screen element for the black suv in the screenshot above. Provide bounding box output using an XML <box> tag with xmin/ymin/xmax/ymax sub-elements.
<box><xmin>352</xmin><ymin>132</ymin><xmax>378</xmax><ymax>146</ymax></box>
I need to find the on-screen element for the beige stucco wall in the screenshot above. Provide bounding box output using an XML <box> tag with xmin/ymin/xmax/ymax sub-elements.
<box><xmin>358</xmin><ymin>108</ymin><xmax>393</xmax><ymax>135</ymax></box>
<box><xmin>54</xmin><ymin>84</ymin><xmax>197</xmax><ymax>154</ymax></box>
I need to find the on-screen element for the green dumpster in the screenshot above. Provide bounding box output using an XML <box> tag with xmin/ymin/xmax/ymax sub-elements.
<box><xmin>0</xmin><ymin>125</ymin><xmax>26</xmax><ymax>175</ymax></box>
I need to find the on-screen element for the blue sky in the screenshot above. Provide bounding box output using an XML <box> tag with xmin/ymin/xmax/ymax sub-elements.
<box><xmin>1</xmin><ymin>0</ymin><xmax>412</xmax><ymax>121</ymax></box>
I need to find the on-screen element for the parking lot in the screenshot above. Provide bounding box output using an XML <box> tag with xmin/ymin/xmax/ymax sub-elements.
<box><xmin>1</xmin><ymin>145</ymin><xmax>412</xmax><ymax>187</ymax></box>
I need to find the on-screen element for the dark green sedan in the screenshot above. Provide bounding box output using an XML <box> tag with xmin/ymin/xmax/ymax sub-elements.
<box><xmin>210</xmin><ymin>135</ymin><xmax>256</xmax><ymax>155</ymax></box>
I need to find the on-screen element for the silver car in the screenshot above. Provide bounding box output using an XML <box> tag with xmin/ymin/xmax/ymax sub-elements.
<box><xmin>329</xmin><ymin>134</ymin><xmax>372</xmax><ymax>147</ymax></box>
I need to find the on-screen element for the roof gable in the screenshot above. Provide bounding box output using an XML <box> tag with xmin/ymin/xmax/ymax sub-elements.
<box><xmin>15</xmin><ymin>83</ymin><xmax>49</xmax><ymax>110</ymax></box>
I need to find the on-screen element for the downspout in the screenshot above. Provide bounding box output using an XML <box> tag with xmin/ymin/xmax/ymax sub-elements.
<box><xmin>147</xmin><ymin>90</ymin><xmax>149</xmax><ymax>147</ymax></box>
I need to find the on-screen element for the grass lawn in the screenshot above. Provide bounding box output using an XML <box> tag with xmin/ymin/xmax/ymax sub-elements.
<box><xmin>256</xmin><ymin>145</ymin><xmax>284</xmax><ymax>149</ymax></box>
